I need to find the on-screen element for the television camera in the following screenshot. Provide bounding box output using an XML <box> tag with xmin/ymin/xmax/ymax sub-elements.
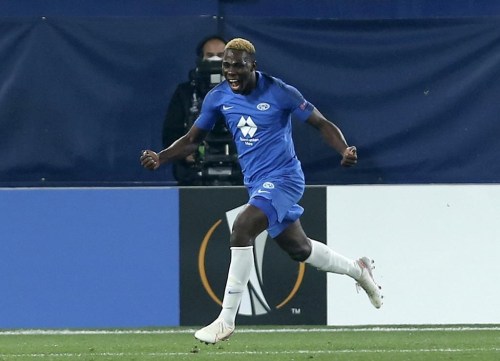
<box><xmin>188</xmin><ymin>58</ymin><xmax>242</xmax><ymax>186</ymax></box>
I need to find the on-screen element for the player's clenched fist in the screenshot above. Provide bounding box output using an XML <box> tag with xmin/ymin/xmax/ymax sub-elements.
<box><xmin>341</xmin><ymin>146</ymin><xmax>357</xmax><ymax>167</ymax></box>
<box><xmin>140</xmin><ymin>150</ymin><xmax>160</xmax><ymax>170</ymax></box>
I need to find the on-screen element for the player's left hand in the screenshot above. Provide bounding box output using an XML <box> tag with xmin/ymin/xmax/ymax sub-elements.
<box><xmin>341</xmin><ymin>146</ymin><xmax>357</xmax><ymax>167</ymax></box>
<box><xmin>140</xmin><ymin>150</ymin><xmax>160</xmax><ymax>170</ymax></box>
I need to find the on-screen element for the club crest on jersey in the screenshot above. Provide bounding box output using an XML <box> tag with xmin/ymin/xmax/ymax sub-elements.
<box><xmin>263</xmin><ymin>182</ymin><xmax>275</xmax><ymax>189</ymax></box>
<box><xmin>257</xmin><ymin>102</ymin><xmax>270</xmax><ymax>111</ymax></box>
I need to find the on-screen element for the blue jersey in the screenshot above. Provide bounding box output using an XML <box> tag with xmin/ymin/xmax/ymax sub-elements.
<box><xmin>194</xmin><ymin>71</ymin><xmax>314</xmax><ymax>186</ymax></box>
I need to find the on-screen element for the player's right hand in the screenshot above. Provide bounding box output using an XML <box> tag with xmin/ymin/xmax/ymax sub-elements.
<box><xmin>140</xmin><ymin>150</ymin><xmax>160</xmax><ymax>170</ymax></box>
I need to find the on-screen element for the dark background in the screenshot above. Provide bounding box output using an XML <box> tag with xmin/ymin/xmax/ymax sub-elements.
<box><xmin>1</xmin><ymin>0</ymin><xmax>499</xmax><ymax>186</ymax></box>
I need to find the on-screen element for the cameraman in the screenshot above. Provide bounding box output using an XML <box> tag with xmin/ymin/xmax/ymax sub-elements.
<box><xmin>162</xmin><ymin>35</ymin><xmax>241</xmax><ymax>186</ymax></box>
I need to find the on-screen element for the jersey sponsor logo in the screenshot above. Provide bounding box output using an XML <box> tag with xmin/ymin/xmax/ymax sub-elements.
<box><xmin>237</xmin><ymin>116</ymin><xmax>258</xmax><ymax>137</ymax></box>
<box><xmin>257</xmin><ymin>102</ymin><xmax>270</xmax><ymax>111</ymax></box>
<box><xmin>222</xmin><ymin>105</ymin><xmax>233</xmax><ymax>110</ymax></box>
<box><xmin>257</xmin><ymin>189</ymin><xmax>270</xmax><ymax>194</ymax></box>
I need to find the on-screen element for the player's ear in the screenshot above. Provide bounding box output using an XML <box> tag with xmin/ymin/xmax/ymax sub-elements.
<box><xmin>251</xmin><ymin>60</ymin><xmax>257</xmax><ymax>71</ymax></box>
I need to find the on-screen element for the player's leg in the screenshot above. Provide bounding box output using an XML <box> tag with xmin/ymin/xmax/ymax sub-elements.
<box><xmin>274</xmin><ymin>219</ymin><xmax>383</xmax><ymax>309</ymax></box>
<box><xmin>219</xmin><ymin>204</ymin><xmax>267</xmax><ymax>324</ymax></box>
<box><xmin>274</xmin><ymin>219</ymin><xmax>361</xmax><ymax>277</ymax></box>
<box><xmin>194</xmin><ymin>204</ymin><xmax>268</xmax><ymax>344</ymax></box>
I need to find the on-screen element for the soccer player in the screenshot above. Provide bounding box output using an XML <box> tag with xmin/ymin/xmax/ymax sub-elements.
<box><xmin>141</xmin><ymin>38</ymin><xmax>383</xmax><ymax>344</ymax></box>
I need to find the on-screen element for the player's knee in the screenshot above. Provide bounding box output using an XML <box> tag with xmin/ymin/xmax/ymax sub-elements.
<box><xmin>230</xmin><ymin>207</ymin><xmax>268</xmax><ymax>247</ymax></box>
<box><xmin>230</xmin><ymin>220</ymin><xmax>255</xmax><ymax>247</ymax></box>
<box><xmin>286</xmin><ymin>241</ymin><xmax>311</xmax><ymax>262</ymax></box>
<box><xmin>229</xmin><ymin>231</ymin><xmax>253</xmax><ymax>247</ymax></box>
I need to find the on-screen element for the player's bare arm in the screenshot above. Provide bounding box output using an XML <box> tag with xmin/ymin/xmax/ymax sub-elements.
<box><xmin>141</xmin><ymin>125</ymin><xmax>208</xmax><ymax>170</ymax></box>
<box><xmin>306</xmin><ymin>107</ymin><xmax>357</xmax><ymax>167</ymax></box>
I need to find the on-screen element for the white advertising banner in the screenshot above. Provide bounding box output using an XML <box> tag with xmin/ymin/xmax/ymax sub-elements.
<box><xmin>326</xmin><ymin>184</ymin><xmax>500</xmax><ymax>325</ymax></box>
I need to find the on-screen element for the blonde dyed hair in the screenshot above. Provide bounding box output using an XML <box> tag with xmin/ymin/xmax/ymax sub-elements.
<box><xmin>225</xmin><ymin>38</ymin><xmax>256</xmax><ymax>54</ymax></box>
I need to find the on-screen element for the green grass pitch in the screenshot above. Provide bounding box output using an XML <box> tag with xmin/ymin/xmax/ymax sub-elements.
<box><xmin>1</xmin><ymin>325</ymin><xmax>499</xmax><ymax>361</ymax></box>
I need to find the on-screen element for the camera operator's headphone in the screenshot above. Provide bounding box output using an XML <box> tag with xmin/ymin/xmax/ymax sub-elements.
<box><xmin>195</xmin><ymin>35</ymin><xmax>227</xmax><ymax>60</ymax></box>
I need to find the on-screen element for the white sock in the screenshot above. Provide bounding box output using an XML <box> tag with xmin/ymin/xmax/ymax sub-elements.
<box><xmin>305</xmin><ymin>239</ymin><xmax>362</xmax><ymax>279</ymax></box>
<box><xmin>219</xmin><ymin>246</ymin><xmax>254</xmax><ymax>327</ymax></box>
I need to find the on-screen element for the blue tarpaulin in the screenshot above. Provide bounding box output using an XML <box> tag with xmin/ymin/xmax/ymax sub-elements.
<box><xmin>1</xmin><ymin>17</ymin><xmax>499</xmax><ymax>185</ymax></box>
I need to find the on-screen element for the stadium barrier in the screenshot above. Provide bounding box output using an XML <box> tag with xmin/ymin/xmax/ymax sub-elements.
<box><xmin>1</xmin><ymin>185</ymin><xmax>498</xmax><ymax>328</ymax></box>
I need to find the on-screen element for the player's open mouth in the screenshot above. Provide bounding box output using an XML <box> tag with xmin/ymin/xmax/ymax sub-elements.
<box><xmin>228</xmin><ymin>79</ymin><xmax>240</xmax><ymax>91</ymax></box>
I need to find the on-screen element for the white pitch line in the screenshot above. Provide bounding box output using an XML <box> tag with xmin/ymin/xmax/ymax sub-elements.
<box><xmin>2</xmin><ymin>348</ymin><xmax>500</xmax><ymax>358</ymax></box>
<box><xmin>1</xmin><ymin>326</ymin><xmax>500</xmax><ymax>336</ymax></box>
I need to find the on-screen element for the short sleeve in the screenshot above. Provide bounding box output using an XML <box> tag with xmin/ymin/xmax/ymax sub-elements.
<box><xmin>291</xmin><ymin>99</ymin><xmax>315</xmax><ymax>122</ymax></box>
<box><xmin>194</xmin><ymin>90</ymin><xmax>221</xmax><ymax>131</ymax></box>
<box><xmin>275</xmin><ymin>79</ymin><xmax>315</xmax><ymax>122</ymax></box>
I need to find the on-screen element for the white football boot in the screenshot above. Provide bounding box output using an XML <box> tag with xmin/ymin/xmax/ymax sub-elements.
<box><xmin>355</xmin><ymin>257</ymin><xmax>383</xmax><ymax>308</ymax></box>
<box><xmin>194</xmin><ymin>318</ymin><xmax>235</xmax><ymax>344</ymax></box>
